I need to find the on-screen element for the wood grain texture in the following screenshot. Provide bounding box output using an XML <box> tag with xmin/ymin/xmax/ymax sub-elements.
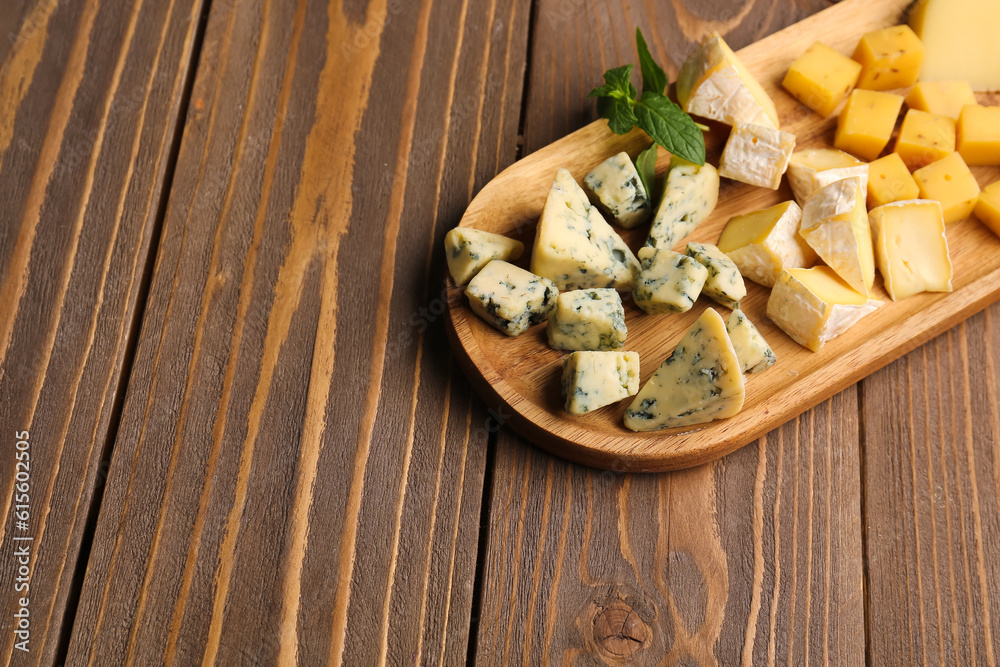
<box><xmin>0</xmin><ymin>0</ymin><xmax>204</xmax><ymax>663</ymax></box>
<box><xmin>862</xmin><ymin>302</ymin><xmax>1000</xmax><ymax>665</ymax></box>
<box><xmin>64</xmin><ymin>0</ymin><xmax>530</xmax><ymax>663</ymax></box>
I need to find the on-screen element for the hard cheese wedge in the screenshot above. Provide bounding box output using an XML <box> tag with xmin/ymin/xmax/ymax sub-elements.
<box><xmin>767</xmin><ymin>266</ymin><xmax>880</xmax><ymax>352</ymax></box>
<box><xmin>718</xmin><ymin>200</ymin><xmax>815</xmax><ymax>287</ymax></box>
<box><xmin>562</xmin><ymin>351</ymin><xmax>640</xmax><ymax>415</ymax></box>
<box><xmin>676</xmin><ymin>32</ymin><xmax>780</xmax><ymax>129</ymax></box>
<box><xmin>787</xmin><ymin>148</ymin><xmax>869</xmax><ymax>206</ymax></box>
<box><xmin>646</xmin><ymin>157</ymin><xmax>719</xmax><ymax>250</ymax></box>
<box><xmin>531</xmin><ymin>168</ymin><xmax>640</xmax><ymax>290</ymax></box>
<box><xmin>444</xmin><ymin>228</ymin><xmax>524</xmax><ymax>285</ymax></box>
<box><xmin>718</xmin><ymin>121</ymin><xmax>796</xmax><ymax>190</ymax></box>
<box><xmin>910</xmin><ymin>0</ymin><xmax>1000</xmax><ymax>91</ymax></box>
<box><xmin>869</xmin><ymin>200</ymin><xmax>953</xmax><ymax>301</ymax></box>
<box><xmin>726</xmin><ymin>309</ymin><xmax>777</xmax><ymax>374</ymax></box>
<box><xmin>624</xmin><ymin>308</ymin><xmax>745</xmax><ymax>431</ymax></box>
<box><xmin>799</xmin><ymin>178</ymin><xmax>875</xmax><ymax>296</ymax></box>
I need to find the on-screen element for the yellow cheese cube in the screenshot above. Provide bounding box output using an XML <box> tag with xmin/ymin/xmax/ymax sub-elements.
<box><xmin>893</xmin><ymin>109</ymin><xmax>956</xmax><ymax>170</ymax></box>
<box><xmin>869</xmin><ymin>200</ymin><xmax>953</xmax><ymax>301</ymax></box>
<box><xmin>957</xmin><ymin>105</ymin><xmax>1000</xmax><ymax>166</ymax></box>
<box><xmin>975</xmin><ymin>181</ymin><xmax>1000</xmax><ymax>237</ymax></box>
<box><xmin>905</xmin><ymin>81</ymin><xmax>977</xmax><ymax>119</ymax></box>
<box><xmin>834</xmin><ymin>89</ymin><xmax>903</xmax><ymax>161</ymax></box>
<box><xmin>866</xmin><ymin>153</ymin><xmax>920</xmax><ymax>208</ymax></box>
<box><xmin>913</xmin><ymin>152</ymin><xmax>981</xmax><ymax>223</ymax></box>
<box><xmin>852</xmin><ymin>25</ymin><xmax>924</xmax><ymax>90</ymax></box>
<box><xmin>782</xmin><ymin>42</ymin><xmax>862</xmax><ymax>117</ymax></box>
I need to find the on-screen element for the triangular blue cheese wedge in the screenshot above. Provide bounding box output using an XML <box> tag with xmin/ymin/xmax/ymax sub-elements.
<box><xmin>531</xmin><ymin>168</ymin><xmax>640</xmax><ymax>291</ymax></box>
<box><xmin>726</xmin><ymin>308</ymin><xmax>776</xmax><ymax>374</ymax></box>
<box><xmin>645</xmin><ymin>157</ymin><xmax>719</xmax><ymax>250</ymax></box>
<box><xmin>624</xmin><ymin>308</ymin><xmax>745</xmax><ymax>431</ymax></box>
<box><xmin>685</xmin><ymin>242</ymin><xmax>746</xmax><ymax>309</ymax></box>
<box><xmin>444</xmin><ymin>228</ymin><xmax>524</xmax><ymax>285</ymax></box>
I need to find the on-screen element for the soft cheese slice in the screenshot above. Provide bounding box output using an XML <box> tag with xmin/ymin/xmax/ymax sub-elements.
<box><xmin>685</xmin><ymin>242</ymin><xmax>746</xmax><ymax>309</ymax></box>
<box><xmin>677</xmin><ymin>32</ymin><xmax>780</xmax><ymax>129</ymax></box>
<box><xmin>726</xmin><ymin>309</ymin><xmax>777</xmax><ymax>374</ymax></box>
<box><xmin>799</xmin><ymin>178</ymin><xmax>875</xmax><ymax>296</ymax></box>
<box><xmin>766</xmin><ymin>266</ymin><xmax>879</xmax><ymax>352</ymax></box>
<box><xmin>531</xmin><ymin>168</ymin><xmax>640</xmax><ymax>291</ymax></box>
<box><xmin>718</xmin><ymin>122</ymin><xmax>796</xmax><ymax>190</ymax></box>
<box><xmin>717</xmin><ymin>200</ymin><xmax>815</xmax><ymax>287</ymax></box>
<box><xmin>547</xmin><ymin>289</ymin><xmax>627</xmax><ymax>351</ymax></box>
<box><xmin>632</xmin><ymin>247</ymin><xmax>709</xmax><ymax>315</ymax></box>
<box><xmin>562</xmin><ymin>351</ymin><xmax>640</xmax><ymax>415</ymax></box>
<box><xmin>910</xmin><ymin>0</ymin><xmax>1000</xmax><ymax>91</ymax></box>
<box><xmin>786</xmin><ymin>148</ymin><xmax>868</xmax><ymax>206</ymax></box>
<box><xmin>869</xmin><ymin>200</ymin><xmax>953</xmax><ymax>301</ymax></box>
<box><xmin>624</xmin><ymin>308</ymin><xmax>745</xmax><ymax>431</ymax></box>
<box><xmin>584</xmin><ymin>152</ymin><xmax>652</xmax><ymax>228</ymax></box>
<box><xmin>444</xmin><ymin>228</ymin><xmax>524</xmax><ymax>285</ymax></box>
<box><xmin>646</xmin><ymin>157</ymin><xmax>719</xmax><ymax>250</ymax></box>
<box><xmin>465</xmin><ymin>260</ymin><xmax>558</xmax><ymax>336</ymax></box>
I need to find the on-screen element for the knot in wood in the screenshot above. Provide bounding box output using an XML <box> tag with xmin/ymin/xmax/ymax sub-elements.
<box><xmin>592</xmin><ymin>599</ymin><xmax>650</xmax><ymax>661</ymax></box>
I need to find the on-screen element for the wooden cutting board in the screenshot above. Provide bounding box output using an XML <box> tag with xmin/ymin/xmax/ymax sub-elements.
<box><xmin>445</xmin><ymin>0</ymin><xmax>1000</xmax><ymax>472</ymax></box>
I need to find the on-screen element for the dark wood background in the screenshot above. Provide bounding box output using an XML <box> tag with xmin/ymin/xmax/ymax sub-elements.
<box><xmin>0</xmin><ymin>0</ymin><xmax>998</xmax><ymax>664</ymax></box>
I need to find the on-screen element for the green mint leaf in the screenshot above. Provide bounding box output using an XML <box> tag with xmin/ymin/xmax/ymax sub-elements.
<box><xmin>588</xmin><ymin>64</ymin><xmax>636</xmax><ymax>99</ymax></box>
<box><xmin>590</xmin><ymin>64</ymin><xmax>638</xmax><ymax>135</ymax></box>
<box><xmin>635</xmin><ymin>29</ymin><xmax>667</xmax><ymax>95</ymax></box>
<box><xmin>633</xmin><ymin>91</ymin><xmax>706</xmax><ymax>165</ymax></box>
<box><xmin>635</xmin><ymin>144</ymin><xmax>658</xmax><ymax>203</ymax></box>
<box><xmin>597</xmin><ymin>95</ymin><xmax>638</xmax><ymax>135</ymax></box>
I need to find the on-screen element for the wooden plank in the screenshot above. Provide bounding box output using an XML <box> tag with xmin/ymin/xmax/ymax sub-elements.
<box><xmin>65</xmin><ymin>0</ymin><xmax>530</xmax><ymax>663</ymax></box>
<box><xmin>0</xmin><ymin>0</ymin><xmax>205</xmax><ymax>662</ymax></box>
<box><xmin>474</xmin><ymin>0</ymin><xmax>868</xmax><ymax>662</ymax></box>
<box><xmin>862</xmin><ymin>303</ymin><xmax>1000</xmax><ymax>665</ymax></box>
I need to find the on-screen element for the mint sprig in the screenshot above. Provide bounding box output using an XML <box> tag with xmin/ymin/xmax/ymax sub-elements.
<box><xmin>589</xmin><ymin>28</ymin><xmax>706</xmax><ymax>166</ymax></box>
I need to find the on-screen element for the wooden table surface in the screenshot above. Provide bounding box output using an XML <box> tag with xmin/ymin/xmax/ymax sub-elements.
<box><xmin>1</xmin><ymin>0</ymin><xmax>998</xmax><ymax>664</ymax></box>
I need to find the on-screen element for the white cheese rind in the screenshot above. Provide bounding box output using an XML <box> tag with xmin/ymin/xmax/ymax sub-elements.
<box><xmin>632</xmin><ymin>247</ymin><xmax>709</xmax><ymax>315</ymax></box>
<box><xmin>685</xmin><ymin>242</ymin><xmax>746</xmax><ymax>309</ymax></box>
<box><xmin>444</xmin><ymin>228</ymin><xmax>524</xmax><ymax>285</ymax></box>
<box><xmin>465</xmin><ymin>260</ymin><xmax>558</xmax><ymax>336</ymax></box>
<box><xmin>646</xmin><ymin>158</ymin><xmax>719</xmax><ymax>250</ymax></box>
<box><xmin>726</xmin><ymin>309</ymin><xmax>776</xmax><ymax>374</ymax></box>
<box><xmin>531</xmin><ymin>168</ymin><xmax>640</xmax><ymax>291</ymax></box>
<box><xmin>562</xmin><ymin>351</ymin><xmax>640</xmax><ymax>415</ymax></box>
<box><xmin>718</xmin><ymin>201</ymin><xmax>814</xmax><ymax>288</ymax></box>
<box><xmin>787</xmin><ymin>148</ymin><xmax>869</xmax><ymax>206</ymax></box>
<box><xmin>799</xmin><ymin>178</ymin><xmax>875</xmax><ymax>296</ymax></box>
<box><xmin>584</xmin><ymin>152</ymin><xmax>652</xmax><ymax>229</ymax></box>
<box><xmin>624</xmin><ymin>308</ymin><xmax>745</xmax><ymax>431</ymax></box>
<box><xmin>718</xmin><ymin>122</ymin><xmax>796</xmax><ymax>190</ymax></box>
<box><xmin>547</xmin><ymin>289</ymin><xmax>627</xmax><ymax>351</ymax></box>
<box><xmin>869</xmin><ymin>199</ymin><xmax>954</xmax><ymax>301</ymax></box>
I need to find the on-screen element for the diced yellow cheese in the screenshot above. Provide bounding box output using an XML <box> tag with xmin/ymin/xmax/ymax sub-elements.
<box><xmin>717</xmin><ymin>200</ymin><xmax>815</xmax><ymax>287</ymax></box>
<box><xmin>782</xmin><ymin>42</ymin><xmax>862</xmax><ymax>117</ymax></box>
<box><xmin>913</xmin><ymin>152</ymin><xmax>981</xmax><ymax>224</ymax></box>
<box><xmin>905</xmin><ymin>81</ymin><xmax>977</xmax><ymax>119</ymax></box>
<box><xmin>799</xmin><ymin>178</ymin><xmax>875</xmax><ymax>296</ymax></box>
<box><xmin>677</xmin><ymin>32</ymin><xmax>779</xmax><ymax>129</ymax></box>
<box><xmin>957</xmin><ymin>105</ymin><xmax>1000</xmax><ymax>166</ymax></box>
<box><xmin>974</xmin><ymin>181</ymin><xmax>1000</xmax><ymax>237</ymax></box>
<box><xmin>444</xmin><ymin>228</ymin><xmax>524</xmax><ymax>285</ymax></box>
<box><xmin>852</xmin><ymin>25</ymin><xmax>924</xmax><ymax>90</ymax></box>
<box><xmin>834</xmin><ymin>89</ymin><xmax>903</xmax><ymax>161</ymax></box>
<box><xmin>561</xmin><ymin>351</ymin><xmax>640</xmax><ymax>415</ymax></box>
<box><xmin>909</xmin><ymin>0</ymin><xmax>1000</xmax><ymax>92</ymax></box>
<box><xmin>718</xmin><ymin>121</ymin><xmax>796</xmax><ymax>190</ymax></box>
<box><xmin>786</xmin><ymin>148</ymin><xmax>868</xmax><ymax>206</ymax></box>
<box><xmin>869</xmin><ymin>200</ymin><xmax>953</xmax><ymax>301</ymax></box>
<box><xmin>866</xmin><ymin>153</ymin><xmax>920</xmax><ymax>208</ymax></box>
<box><xmin>766</xmin><ymin>266</ymin><xmax>880</xmax><ymax>352</ymax></box>
<box><xmin>893</xmin><ymin>109</ymin><xmax>956</xmax><ymax>171</ymax></box>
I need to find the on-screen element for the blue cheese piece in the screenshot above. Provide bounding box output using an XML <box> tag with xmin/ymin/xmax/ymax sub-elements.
<box><xmin>531</xmin><ymin>168</ymin><xmax>640</xmax><ymax>291</ymax></box>
<box><xmin>562</xmin><ymin>350</ymin><xmax>640</xmax><ymax>415</ymax></box>
<box><xmin>718</xmin><ymin>121</ymin><xmax>796</xmax><ymax>190</ymax></box>
<box><xmin>584</xmin><ymin>152</ymin><xmax>652</xmax><ymax>228</ymax></box>
<box><xmin>646</xmin><ymin>157</ymin><xmax>720</xmax><ymax>249</ymax></box>
<box><xmin>465</xmin><ymin>259</ymin><xmax>557</xmax><ymax>336</ymax></box>
<box><xmin>726</xmin><ymin>309</ymin><xmax>776</xmax><ymax>373</ymax></box>
<box><xmin>632</xmin><ymin>247</ymin><xmax>708</xmax><ymax>315</ymax></box>
<box><xmin>684</xmin><ymin>242</ymin><xmax>746</xmax><ymax>309</ymax></box>
<box><xmin>624</xmin><ymin>308</ymin><xmax>745</xmax><ymax>431</ymax></box>
<box><xmin>444</xmin><ymin>228</ymin><xmax>524</xmax><ymax>285</ymax></box>
<box><xmin>547</xmin><ymin>288</ymin><xmax>627</xmax><ymax>351</ymax></box>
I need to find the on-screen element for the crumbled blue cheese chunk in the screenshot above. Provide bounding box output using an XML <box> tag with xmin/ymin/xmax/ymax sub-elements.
<box><xmin>444</xmin><ymin>228</ymin><xmax>524</xmax><ymax>285</ymax></box>
<box><xmin>531</xmin><ymin>168</ymin><xmax>640</xmax><ymax>291</ymax></box>
<box><xmin>547</xmin><ymin>288</ymin><xmax>627</xmax><ymax>351</ymax></box>
<box><xmin>465</xmin><ymin>259</ymin><xmax>557</xmax><ymax>336</ymax></box>
<box><xmin>684</xmin><ymin>242</ymin><xmax>746</xmax><ymax>309</ymax></box>
<box><xmin>562</xmin><ymin>350</ymin><xmax>640</xmax><ymax>415</ymax></box>
<box><xmin>726</xmin><ymin>308</ymin><xmax>776</xmax><ymax>373</ymax></box>
<box><xmin>645</xmin><ymin>157</ymin><xmax>719</xmax><ymax>249</ymax></box>
<box><xmin>624</xmin><ymin>308</ymin><xmax>745</xmax><ymax>431</ymax></box>
<box><xmin>632</xmin><ymin>247</ymin><xmax>708</xmax><ymax>315</ymax></box>
<box><xmin>583</xmin><ymin>152</ymin><xmax>652</xmax><ymax>229</ymax></box>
